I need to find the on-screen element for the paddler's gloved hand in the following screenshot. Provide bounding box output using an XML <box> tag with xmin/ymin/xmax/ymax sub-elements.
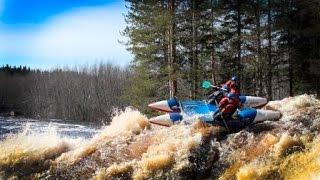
<box><xmin>222</xmin><ymin>85</ymin><xmax>230</xmax><ymax>92</ymax></box>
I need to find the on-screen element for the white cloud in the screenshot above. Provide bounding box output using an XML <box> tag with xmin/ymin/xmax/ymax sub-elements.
<box><xmin>0</xmin><ymin>4</ymin><xmax>132</xmax><ymax>68</ymax></box>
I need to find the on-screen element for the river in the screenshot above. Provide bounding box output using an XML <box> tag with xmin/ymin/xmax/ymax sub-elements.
<box><xmin>0</xmin><ymin>116</ymin><xmax>99</xmax><ymax>140</ymax></box>
<box><xmin>0</xmin><ymin>95</ymin><xmax>320</xmax><ymax>179</ymax></box>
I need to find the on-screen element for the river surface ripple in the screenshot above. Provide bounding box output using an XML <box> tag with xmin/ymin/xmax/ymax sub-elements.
<box><xmin>0</xmin><ymin>116</ymin><xmax>100</xmax><ymax>140</ymax></box>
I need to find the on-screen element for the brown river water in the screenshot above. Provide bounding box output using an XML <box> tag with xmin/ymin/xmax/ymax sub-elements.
<box><xmin>1</xmin><ymin>94</ymin><xmax>320</xmax><ymax>179</ymax></box>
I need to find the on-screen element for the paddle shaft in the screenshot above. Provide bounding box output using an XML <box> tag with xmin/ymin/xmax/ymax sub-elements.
<box><xmin>214</xmin><ymin>99</ymin><xmax>230</xmax><ymax>132</ymax></box>
<box><xmin>210</xmin><ymin>85</ymin><xmax>228</xmax><ymax>92</ymax></box>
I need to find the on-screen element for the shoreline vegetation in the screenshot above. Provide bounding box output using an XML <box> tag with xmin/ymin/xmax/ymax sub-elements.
<box><xmin>0</xmin><ymin>64</ymin><xmax>130</xmax><ymax>123</ymax></box>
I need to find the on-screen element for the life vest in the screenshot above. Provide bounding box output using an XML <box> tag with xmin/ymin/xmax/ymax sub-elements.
<box><xmin>219</xmin><ymin>97</ymin><xmax>239</xmax><ymax>117</ymax></box>
<box><xmin>222</xmin><ymin>80</ymin><xmax>240</xmax><ymax>95</ymax></box>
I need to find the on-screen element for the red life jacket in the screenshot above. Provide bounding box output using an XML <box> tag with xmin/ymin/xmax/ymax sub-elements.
<box><xmin>219</xmin><ymin>97</ymin><xmax>239</xmax><ymax>116</ymax></box>
<box><xmin>222</xmin><ymin>80</ymin><xmax>240</xmax><ymax>95</ymax></box>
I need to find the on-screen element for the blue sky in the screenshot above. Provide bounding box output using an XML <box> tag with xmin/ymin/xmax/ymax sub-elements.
<box><xmin>0</xmin><ymin>0</ymin><xmax>132</xmax><ymax>69</ymax></box>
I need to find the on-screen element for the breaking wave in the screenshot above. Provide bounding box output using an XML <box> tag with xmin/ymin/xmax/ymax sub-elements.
<box><xmin>1</xmin><ymin>94</ymin><xmax>320</xmax><ymax>179</ymax></box>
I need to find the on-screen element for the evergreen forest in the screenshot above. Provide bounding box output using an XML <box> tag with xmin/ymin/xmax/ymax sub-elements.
<box><xmin>123</xmin><ymin>0</ymin><xmax>320</xmax><ymax>110</ymax></box>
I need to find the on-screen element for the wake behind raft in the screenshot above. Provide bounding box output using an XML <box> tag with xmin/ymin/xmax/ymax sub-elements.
<box><xmin>148</xmin><ymin>96</ymin><xmax>281</xmax><ymax>131</ymax></box>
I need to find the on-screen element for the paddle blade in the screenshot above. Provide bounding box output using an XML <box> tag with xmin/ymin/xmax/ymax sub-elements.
<box><xmin>202</xmin><ymin>81</ymin><xmax>212</xmax><ymax>89</ymax></box>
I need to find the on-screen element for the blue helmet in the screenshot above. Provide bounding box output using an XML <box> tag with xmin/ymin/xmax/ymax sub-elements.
<box><xmin>231</xmin><ymin>76</ymin><xmax>238</xmax><ymax>82</ymax></box>
<box><xmin>227</xmin><ymin>93</ymin><xmax>237</xmax><ymax>100</ymax></box>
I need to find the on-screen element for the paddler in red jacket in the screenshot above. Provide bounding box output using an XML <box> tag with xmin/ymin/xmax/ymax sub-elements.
<box><xmin>222</xmin><ymin>76</ymin><xmax>240</xmax><ymax>96</ymax></box>
<box><xmin>214</xmin><ymin>93</ymin><xmax>239</xmax><ymax>120</ymax></box>
<box><xmin>212</xmin><ymin>76</ymin><xmax>241</xmax><ymax>122</ymax></box>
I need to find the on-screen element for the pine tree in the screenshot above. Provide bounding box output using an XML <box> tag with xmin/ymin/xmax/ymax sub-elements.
<box><xmin>123</xmin><ymin>0</ymin><xmax>320</xmax><ymax>106</ymax></box>
<box><xmin>123</xmin><ymin>0</ymin><xmax>177</xmax><ymax>112</ymax></box>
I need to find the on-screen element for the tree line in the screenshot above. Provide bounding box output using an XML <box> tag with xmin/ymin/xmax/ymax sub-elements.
<box><xmin>0</xmin><ymin>64</ymin><xmax>129</xmax><ymax>122</ymax></box>
<box><xmin>123</xmin><ymin>0</ymin><xmax>320</xmax><ymax>110</ymax></box>
<box><xmin>1</xmin><ymin>0</ymin><xmax>319</xmax><ymax>120</ymax></box>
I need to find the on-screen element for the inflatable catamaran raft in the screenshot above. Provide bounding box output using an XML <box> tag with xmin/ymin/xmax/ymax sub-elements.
<box><xmin>148</xmin><ymin>97</ymin><xmax>281</xmax><ymax>129</ymax></box>
<box><xmin>149</xmin><ymin>97</ymin><xmax>281</xmax><ymax>128</ymax></box>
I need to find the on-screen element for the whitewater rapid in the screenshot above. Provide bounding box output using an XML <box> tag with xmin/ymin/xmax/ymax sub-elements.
<box><xmin>1</xmin><ymin>94</ymin><xmax>320</xmax><ymax>179</ymax></box>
